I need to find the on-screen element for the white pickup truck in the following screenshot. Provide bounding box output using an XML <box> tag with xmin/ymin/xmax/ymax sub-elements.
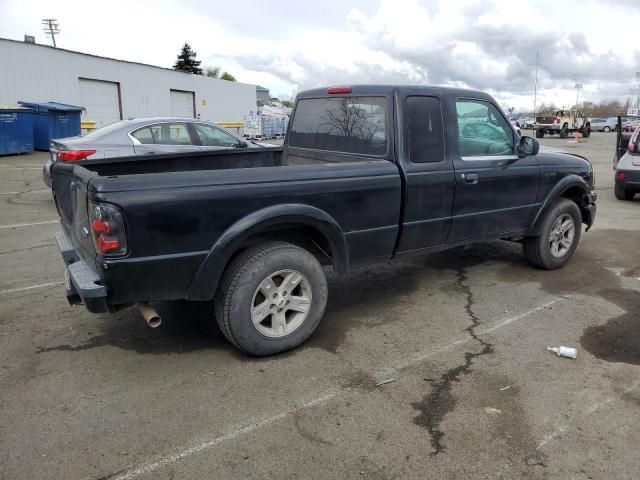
<box><xmin>535</xmin><ymin>110</ymin><xmax>591</xmax><ymax>139</ymax></box>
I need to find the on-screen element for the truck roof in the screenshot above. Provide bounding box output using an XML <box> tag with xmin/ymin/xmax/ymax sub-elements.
<box><xmin>296</xmin><ymin>84</ymin><xmax>495</xmax><ymax>101</ymax></box>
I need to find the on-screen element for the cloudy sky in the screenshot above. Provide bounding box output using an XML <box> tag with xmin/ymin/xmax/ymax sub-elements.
<box><xmin>1</xmin><ymin>0</ymin><xmax>639</xmax><ymax>110</ymax></box>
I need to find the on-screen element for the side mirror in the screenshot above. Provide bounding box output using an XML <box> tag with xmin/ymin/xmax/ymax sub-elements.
<box><xmin>518</xmin><ymin>136</ymin><xmax>539</xmax><ymax>157</ymax></box>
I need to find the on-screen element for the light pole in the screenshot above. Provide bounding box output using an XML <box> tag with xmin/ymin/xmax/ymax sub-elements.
<box><xmin>636</xmin><ymin>72</ymin><xmax>640</xmax><ymax>109</ymax></box>
<box><xmin>575</xmin><ymin>84</ymin><xmax>582</xmax><ymax>108</ymax></box>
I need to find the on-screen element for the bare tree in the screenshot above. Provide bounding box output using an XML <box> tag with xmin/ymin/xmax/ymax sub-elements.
<box><xmin>322</xmin><ymin>98</ymin><xmax>379</xmax><ymax>141</ymax></box>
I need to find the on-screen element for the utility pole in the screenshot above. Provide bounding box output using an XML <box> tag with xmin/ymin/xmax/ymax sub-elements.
<box><xmin>636</xmin><ymin>72</ymin><xmax>640</xmax><ymax>109</ymax></box>
<box><xmin>575</xmin><ymin>83</ymin><xmax>582</xmax><ymax>108</ymax></box>
<box><xmin>533</xmin><ymin>51</ymin><xmax>539</xmax><ymax>120</ymax></box>
<box><xmin>42</xmin><ymin>18</ymin><xmax>60</xmax><ymax>47</ymax></box>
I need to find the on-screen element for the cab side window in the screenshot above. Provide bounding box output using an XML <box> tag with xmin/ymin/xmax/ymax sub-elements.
<box><xmin>406</xmin><ymin>96</ymin><xmax>444</xmax><ymax>163</ymax></box>
<box><xmin>456</xmin><ymin>100</ymin><xmax>514</xmax><ymax>158</ymax></box>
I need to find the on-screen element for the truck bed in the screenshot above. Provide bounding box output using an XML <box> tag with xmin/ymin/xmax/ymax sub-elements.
<box><xmin>79</xmin><ymin>146</ymin><xmax>284</xmax><ymax>176</ymax></box>
<box><xmin>51</xmin><ymin>146</ymin><xmax>403</xmax><ymax>305</ymax></box>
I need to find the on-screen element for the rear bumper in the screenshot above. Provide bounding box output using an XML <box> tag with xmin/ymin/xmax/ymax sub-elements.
<box><xmin>56</xmin><ymin>230</ymin><xmax>109</xmax><ymax>313</ymax></box>
<box><xmin>615</xmin><ymin>170</ymin><xmax>640</xmax><ymax>191</ymax></box>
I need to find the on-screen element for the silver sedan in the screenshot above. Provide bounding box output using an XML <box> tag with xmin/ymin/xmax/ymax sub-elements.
<box><xmin>43</xmin><ymin>118</ymin><xmax>269</xmax><ymax>186</ymax></box>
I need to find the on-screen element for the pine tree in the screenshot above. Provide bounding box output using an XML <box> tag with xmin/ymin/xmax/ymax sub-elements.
<box><xmin>173</xmin><ymin>43</ymin><xmax>202</xmax><ymax>74</ymax></box>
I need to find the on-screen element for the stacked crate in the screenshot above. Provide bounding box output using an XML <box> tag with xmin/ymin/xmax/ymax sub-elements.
<box><xmin>243</xmin><ymin>114</ymin><xmax>289</xmax><ymax>139</ymax></box>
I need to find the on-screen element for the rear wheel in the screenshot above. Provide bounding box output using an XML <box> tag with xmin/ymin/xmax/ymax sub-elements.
<box><xmin>615</xmin><ymin>184</ymin><xmax>635</xmax><ymax>201</ymax></box>
<box><xmin>214</xmin><ymin>241</ymin><xmax>328</xmax><ymax>356</ymax></box>
<box><xmin>536</xmin><ymin>129</ymin><xmax>545</xmax><ymax>138</ymax></box>
<box><xmin>603</xmin><ymin>126</ymin><xmax>611</xmax><ymax>132</ymax></box>
<box><xmin>523</xmin><ymin>198</ymin><xmax>582</xmax><ymax>270</ymax></box>
<box><xmin>559</xmin><ymin>126</ymin><xmax>568</xmax><ymax>139</ymax></box>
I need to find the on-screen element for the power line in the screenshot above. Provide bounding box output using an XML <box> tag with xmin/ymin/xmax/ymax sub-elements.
<box><xmin>533</xmin><ymin>51</ymin><xmax>539</xmax><ymax>119</ymax></box>
<box><xmin>42</xmin><ymin>18</ymin><xmax>60</xmax><ymax>48</ymax></box>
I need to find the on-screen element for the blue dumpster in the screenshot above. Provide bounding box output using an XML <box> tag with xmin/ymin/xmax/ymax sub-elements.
<box><xmin>18</xmin><ymin>101</ymin><xmax>83</xmax><ymax>150</ymax></box>
<box><xmin>0</xmin><ymin>106</ymin><xmax>34</xmax><ymax>155</ymax></box>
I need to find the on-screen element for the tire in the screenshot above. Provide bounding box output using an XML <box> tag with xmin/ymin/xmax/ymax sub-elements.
<box><xmin>582</xmin><ymin>125</ymin><xmax>591</xmax><ymax>138</ymax></box>
<box><xmin>559</xmin><ymin>126</ymin><xmax>568</xmax><ymax>139</ymax></box>
<box><xmin>536</xmin><ymin>129</ymin><xmax>544</xmax><ymax>139</ymax></box>
<box><xmin>523</xmin><ymin>198</ymin><xmax>582</xmax><ymax>270</ymax></box>
<box><xmin>214</xmin><ymin>241</ymin><xmax>328</xmax><ymax>356</ymax></box>
<box><xmin>615</xmin><ymin>183</ymin><xmax>635</xmax><ymax>201</ymax></box>
<box><xmin>603</xmin><ymin>126</ymin><xmax>611</xmax><ymax>132</ymax></box>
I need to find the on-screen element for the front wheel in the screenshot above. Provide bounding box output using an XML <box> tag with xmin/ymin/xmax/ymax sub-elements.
<box><xmin>214</xmin><ymin>241</ymin><xmax>328</xmax><ymax>356</ymax></box>
<box><xmin>523</xmin><ymin>199</ymin><xmax>582</xmax><ymax>270</ymax></box>
<box><xmin>582</xmin><ymin>125</ymin><xmax>591</xmax><ymax>138</ymax></box>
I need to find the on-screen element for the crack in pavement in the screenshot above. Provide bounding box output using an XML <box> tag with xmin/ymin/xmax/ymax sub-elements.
<box><xmin>412</xmin><ymin>266</ymin><xmax>495</xmax><ymax>456</ymax></box>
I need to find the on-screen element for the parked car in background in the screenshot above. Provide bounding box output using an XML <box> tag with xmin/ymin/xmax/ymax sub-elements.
<box><xmin>509</xmin><ymin>119</ymin><xmax>522</xmax><ymax>136</ymax></box>
<box><xmin>614</xmin><ymin>125</ymin><xmax>640</xmax><ymax>200</ymax></box>
<box><xmin>590</xmin><ymin>117</ymin><xmax>617</xmax><ymax>132</ymax></box>
<box><xmin>43</xmin><ymin>118</ymin><xmax>271</xmax><ymax>186</ymax></box>
<box><xmin>519</xmin><ymin>117</ymin><xmax>535</xmax><ymax>129</ymax></box>
<box><xmin>623</xmin><ymin>119</ymin><xmax>640</xmax><ymax>133</ymax></box>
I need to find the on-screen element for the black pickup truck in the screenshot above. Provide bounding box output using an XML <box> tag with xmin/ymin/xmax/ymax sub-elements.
<box><xmin>52</xmin><ymin>85</ymin><xmax>596</xmax><ymax>355</ymax></box>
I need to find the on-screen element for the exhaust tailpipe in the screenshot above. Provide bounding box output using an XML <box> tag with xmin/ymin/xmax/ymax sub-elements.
<box><xmin>137</xmin><ymin>302</ymin><xmax>162</xmax><ymax>328</ymax></box>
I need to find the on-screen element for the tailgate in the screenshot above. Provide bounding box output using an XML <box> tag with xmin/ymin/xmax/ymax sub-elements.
<box><xmin>51</xmin><ymin>162</ymin><xmax>99</xmax><ymax>267</ymax></box>
<box><xmin>536</xmin><ymin>116</ymin><xmax>556</xmax><ymax>124</ymax></box>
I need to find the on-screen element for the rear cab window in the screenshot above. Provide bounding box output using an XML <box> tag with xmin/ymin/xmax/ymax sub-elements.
<box><xmin>289</xmin><ymin>97</ymin><xmax>387</xmax><ymax>156</ymax></box>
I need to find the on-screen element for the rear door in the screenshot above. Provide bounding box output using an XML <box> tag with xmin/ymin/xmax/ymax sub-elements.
<box><xmin>130</xmin><ymin>122</ymin><xmax>201</xmax><ymax>155</ymax></box>
<box><xmin>448</xmin><ymin>98</ymin><xmax>540</xmax><ymax>242</ymax></box>
<box><xmin>396</xmin><ymin>94</ymin><xmax>455</xmax><ymax>251</ymax></box>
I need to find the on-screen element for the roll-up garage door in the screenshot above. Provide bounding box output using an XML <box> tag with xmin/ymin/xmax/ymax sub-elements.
<box><xmin>170</xmin><ymin>89</ymin><xmax>195</xmax><ymax>118</ymax></box>
<box><xmin>79</xmin><ymin>78</ymin><xmax>122</xmax><ymax>127</ymax></box>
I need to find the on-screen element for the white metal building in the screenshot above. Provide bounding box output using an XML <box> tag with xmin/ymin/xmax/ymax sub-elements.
<box><xmin>0</xmin><ymin>38</ymin><xmax>257</xmax><ymax>128</ymax></box>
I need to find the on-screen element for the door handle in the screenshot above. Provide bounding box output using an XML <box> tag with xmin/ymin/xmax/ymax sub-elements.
<box><xmin>461</xmin><ymin>173</ymin><xmax>479</xmax><ymax>184</ymax></box>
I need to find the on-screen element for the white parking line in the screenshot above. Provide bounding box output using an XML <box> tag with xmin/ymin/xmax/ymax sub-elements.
<box><xmin>391</xmin><ymin>297</ymin><xmax>563</xmax><ymax>372</ymax></box>
<box><xmin>104</xmin><ymin>297</ymin><xmax>563</xmax><ymax>480</ymax></box>
<box><xmin>107</xmin><ymin>391</ymin><xmax>338</xmax><ymax>480</ymax></box>
<box><xmin>0</xmin><ymin>189</ymin><xmax>49</xmax><ymax>195</ymax></box>
<box><xmin>0</xmin><ymin>220</ymin><xmax>58</xmax><ymax>229</ymax></box>
<box><xmin>0</xmin><ymin>166</ymin><xmax>42</xmax><ymax>170</ymax></box>
<box><xmin>537</xmin><ymin>381</ymin><xmax>640</xmax><ymax>450</ymax></box>
<box><xmin>0</xmin><ymin>164</ymin><xmax>44</xmax><ymax>167</ymax></box>
<box><xmin>0</xmin><ymin>281</ymin><xmax>63</xmax><ymax>295</ymax></box>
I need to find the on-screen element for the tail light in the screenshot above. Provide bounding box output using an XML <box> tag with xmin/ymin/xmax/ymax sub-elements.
<box><xmin>618</xmin><ymin>172</ymin><xmax>626</xmax><ymax>180</ymax></box>
<box><xmin>57</xmin><ymin>150</ymin><xmax>96</xmax><ymax>162</ymax></box>
<box><xmin>88</xmin><ymin>201</ymin><xmax>127</xmax><ymax>256</ymax></box>
<box><xmin>555</xmin><ymin>117</ymin><xmax>561</xmax><ymax>124</ymax></box>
